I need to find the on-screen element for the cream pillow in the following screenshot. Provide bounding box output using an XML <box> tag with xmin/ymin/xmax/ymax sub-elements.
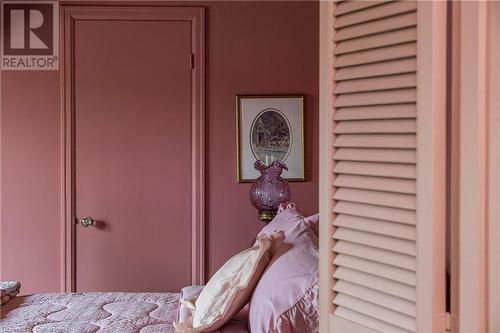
<box><xmin>173</xmin><ymin>232</ymin><xmax>282</xmax><ymax>333</ymax></box>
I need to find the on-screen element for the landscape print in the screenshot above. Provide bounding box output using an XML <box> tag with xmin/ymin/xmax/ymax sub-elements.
<box><xmin>237</xmin><ymin>95</ymin><xmax>304</xmax><ymax>182</ymax></box>
<box><xmin>250</xmin><ymin>108</ymin><xmax>292</xmax><ymax>166</ymax></box>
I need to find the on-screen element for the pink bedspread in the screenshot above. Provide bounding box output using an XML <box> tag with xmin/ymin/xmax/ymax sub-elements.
<box><xmin>1</xmin><ymin>292</ymin><xmax>180</xmax><ymax>332</ymax></box>
<box><xmin>0</xmin><ymin>292</ymin><xmax>249</xmax><ymax>333</ymax></box>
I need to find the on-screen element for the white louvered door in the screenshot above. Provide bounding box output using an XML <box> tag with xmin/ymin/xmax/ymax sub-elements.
<box><xmin>320</xmin><ymin>1</ymin><xmax>448</xmax><ymax>332</ymax></box>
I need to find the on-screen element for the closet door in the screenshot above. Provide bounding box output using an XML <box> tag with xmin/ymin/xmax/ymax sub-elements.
<box><xmin>319</xmin><ymin>1</ymin><xmax>447</xmax><ymax>332</ymax></box>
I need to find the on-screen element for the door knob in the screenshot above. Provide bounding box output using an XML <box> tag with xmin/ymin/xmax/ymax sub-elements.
<box><xmin>79</xmin><ymin>216</ymin><xmax>95</xmax><ymax>227</ymax></box>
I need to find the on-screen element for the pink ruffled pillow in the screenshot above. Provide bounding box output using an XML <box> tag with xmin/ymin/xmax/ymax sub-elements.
<box><xmin>257</xmin><ymin>203</ymin><xmax>305</xmax><ymax>245</ymax></box>
<box><xmin>250</xmin><ymin>221</ymin><xmax>319</xmax><ymax>333</ymax></box>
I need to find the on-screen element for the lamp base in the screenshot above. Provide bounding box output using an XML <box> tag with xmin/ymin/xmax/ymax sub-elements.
<box><xmin>258</xmin><ymin>210</ymin><xmax>277</xmax><ymax>224</ymax></box>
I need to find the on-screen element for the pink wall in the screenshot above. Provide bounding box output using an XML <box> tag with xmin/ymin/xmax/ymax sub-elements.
<box><xmin>0</xmin><ymin>1</ymin><xmax>319</xmax><ymax>292</ymax></box>
<box><xmin>204</xmin><ymin>2</ymin><xmax>319</xmax><ymax>278</ymax></box>
<box><xmin>1</xmin><ymin>72</ymin><xmax>62</xmax><ymax>293</ymax></box>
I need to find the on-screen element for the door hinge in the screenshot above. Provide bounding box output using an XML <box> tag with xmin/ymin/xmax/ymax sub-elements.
<box><xmin>445</xmin><ymin>312</ymin><xmax>451</xmax><ymax>331</ymax></box>
<box><xmin>445</xmin><ymin>312</ymin><xmax>458</xmax><ymax>332</ymax></box>
<box><xmin>190</xmin><ymin>53</ymin><xmax>195</xmax><ymax>69</ymax></box>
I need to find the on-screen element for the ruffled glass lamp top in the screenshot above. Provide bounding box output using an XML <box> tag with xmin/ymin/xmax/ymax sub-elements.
<box><xmin>250</xmin><ymin>160</ymin><xmax>291</xmax><ymax>223</ymax></box>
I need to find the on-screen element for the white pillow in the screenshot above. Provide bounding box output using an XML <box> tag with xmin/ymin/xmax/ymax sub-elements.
<box><xmin>177</xmin><ymin>285</ymin><xmax>204</xmax><ymax>325</ymax></box>
<box><xmin>174</xmin><ymin>232</ymin><xmax>282</xmax><ymax>332</ymax></box>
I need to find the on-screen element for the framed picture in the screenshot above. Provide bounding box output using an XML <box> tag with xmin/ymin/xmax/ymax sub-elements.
<box><xmin>236</xmin><ymin>95</ymin><xmax>305</xmax><ymax>182</ymax></box>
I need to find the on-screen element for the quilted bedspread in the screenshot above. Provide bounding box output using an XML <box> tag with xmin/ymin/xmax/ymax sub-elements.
<box><xmin>0</xmin><ymin>292</ymin><xmax>180</xmax><ymax>332</ymax></box>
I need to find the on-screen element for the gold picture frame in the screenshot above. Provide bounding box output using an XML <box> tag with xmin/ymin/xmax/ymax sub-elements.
<box><xmin>236</xmin><ymin>95</ymin><xmax>305</xmax><ymax>183</ymax></box>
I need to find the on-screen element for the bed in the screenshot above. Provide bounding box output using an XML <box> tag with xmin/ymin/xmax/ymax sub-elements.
<box><xmin>1</xmin><ymin>205</ymin><xmax>318</xmax><ymax>333</ymax></box>
<box><xmin>0</xmin><ymin>292</ymin><xmax>249</xmax><ymax>333</ymax></box>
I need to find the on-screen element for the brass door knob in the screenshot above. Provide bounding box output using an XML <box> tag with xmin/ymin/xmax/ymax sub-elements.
<box><xmin>79</xmin><ymin>216</ymin><xmax>95</xmax><ymax>227</ymax></box>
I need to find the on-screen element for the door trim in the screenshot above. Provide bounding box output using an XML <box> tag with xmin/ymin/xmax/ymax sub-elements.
<box><xmin>457</xmin><ymin>2</ymin><xmax>489</xmax><ymax>331</ymax></box>
<box><xmin>487</xmin><ymin>3</ymin><xmax>500</xmax><ymax>330</ymax></box>
<box><xmin>415</xmin><ymin>2</ymin><xmax>448</xmax><ymax>332</ymax></box>
<box><xmin>60</xmin><ymin>5</ymin><xmax>205</xmax><ymax>292</ymax></box>
<box><xmin>318</xmin><ymin>1</ymin><xmax>334</xmax><ymax>331</ymax></box>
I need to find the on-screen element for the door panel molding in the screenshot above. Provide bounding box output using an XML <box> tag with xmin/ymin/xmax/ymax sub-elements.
<box><xmin>60</xmin><ymin>5</ymin><xmax>205</xmax><ymax>292</ymax></box>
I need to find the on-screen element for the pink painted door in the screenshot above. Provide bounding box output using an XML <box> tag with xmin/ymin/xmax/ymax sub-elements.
<box><xmin>74</xmin><ymin>19</ymin><xmax>192</xmax><ymax>292</ymax></box>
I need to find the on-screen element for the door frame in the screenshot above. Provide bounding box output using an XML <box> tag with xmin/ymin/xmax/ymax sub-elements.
<box><xmin>60</xmin><ymin>5</ymin><xmax>205</xmax><ymax>292</ymax></box>
<box><xmin>454</xmin><ymin>1</ymin><xmax>500</xmax><ymax>331</ymax></box>
<box><xmin>487</xmin><ymin>3</ymin><xmax>500</xmax><ymax>330</ymax></box>
<box><xmin>318</xmin><ymin>1</ymin><xmax>334</xmax><ymax>332</ymax></box>
<box><xmin>455</xmin><ymin>2</ymin><xmax>489</xmax><ymax>331</ymax></box>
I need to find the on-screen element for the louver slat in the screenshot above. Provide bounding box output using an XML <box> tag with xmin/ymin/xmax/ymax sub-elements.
<box><xmin>334</xmin><ymin>254</ymin><xmax>416</xmax><ymax>285</ymax></box>
<box><xmin>334</xmin><ymin>187</ymin><xmax>416</xmax><ymax>210</ymax></box>
<box><xmin>334</xmin><ymin>1</ymin><xmax>388</xmax><ymax>16</ymax></box>
<box><xmin>333</xmin><ymin>228</ymin><xmax>416</xmax><ymax>255</ymax></box>
<box><xmin>334</xmin><ymin>1</ymin><xmax>417</xmax><ymax>28</ymax></box>
<box><xmin>334</xmin><ymin>161</ymin><xmax>416</xmax><ymax>179</ymax></box>
<box><xmin>334</xmin><ymin>119</ymin><xmax>416</xmax><ymax>134</ymax></box>
<box><xmin>334</xmin><ymin>148</ymin><xmax>416</xmax><ymax>164</ymax></box>
<box><xmin>334</xmin><ymin>58</ymin><xmax>416</xmax><ymax>81</ymax></box>
<box><xmin>333</xmin><ymin>254</ymin><xmax>417</xmax><ymax>286</ymax></box>
<box><xmin>335</xmin><ymin>43</ymin><xmax>416</xmax><ymax>68</ymax></box>
<box><xmin>334</xmin><ymin>134</ymin><xmax>416</xmax><ymax>149</ymax></box>
<box><xmin>335</xmin><ymin>27</ymin><xmax>417</xmax><ymax>55</ymax></box>
<box><xmin>334</xmin><ymin>307</ymin><xmax>413</xmax><ymax>333</ymax></box>
<box><xmin>334</xmin><ymin>174</ymin><xmax>416</xmax><ymax>194</ymax></box>
<box><xmin>334</xmin><ymin>88</ymin><xmax>416</xmax><ymax>107</ymax></box>
<box><xmin>333</xmin><ymin>280</ymin><xmax>416</xmax><ymax>316</ymax></box>
<box><xmin>334</xmin><ymin>73</ymin><xmax>416</xmax><ymax>94</ymax></box>
<box><xmin>335</xmin><ymin>104</ymin><xmax>417</xmax><ymax>120</ymax></box>
<box><xmin>334</xmin><ymin>266</ymin><xmax>416</xmax><ymax>301</ymax></box>
<box><xmin>334</xmin><ymin>240</ymin><xmax>416</xmax><ymax>270</ymax></box>
<box><xmin>335</xmin><ymin>12</ymin><xmax>417</xmax><ymax>42</ymax></box>
<box><xmin>333</xmin><ymin>201</ymin><xmax>416</xmax><ymax>225</ymax></box>
<box><xmin>333</xmin><ymin>294</ymin><xmax>417</xmax><ymax>331</ymax></box>
<box><xmin>333</xmin><ymin>214</ymin><xmax>416</xmax><ymax>239</ymax></box>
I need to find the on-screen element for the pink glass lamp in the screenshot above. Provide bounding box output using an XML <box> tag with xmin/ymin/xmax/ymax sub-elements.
<box><xmin>250</xmin><ymin>160</ymin><xmax>291</xmax><ymax>223</ymax></box>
